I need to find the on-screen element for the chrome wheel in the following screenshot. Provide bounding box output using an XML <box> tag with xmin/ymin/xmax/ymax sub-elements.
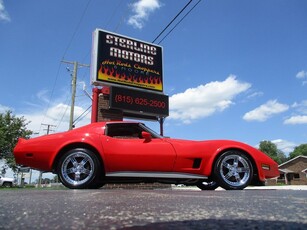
<box><xmin>214</xmin><ymin>151</ymin><xmax>253</xmax><ymax>190</ymax></box>
<box><xmin>58</xmin><ymin>148</ymin><xmax>99</xmax><ymax>189</ymax></box>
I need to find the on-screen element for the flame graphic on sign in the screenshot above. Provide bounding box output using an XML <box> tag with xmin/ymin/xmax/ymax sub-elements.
<box><xmin>98</xmin><ymin>65</ymin><xmax>163</xmax><ymax>91</ymax></box>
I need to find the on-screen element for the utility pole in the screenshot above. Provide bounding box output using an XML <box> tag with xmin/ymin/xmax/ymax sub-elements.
<box><xmin>62</xmin><ymin>60</ymin><xmax>90</xmax><ymax>130</ymax></box>
<box><xmin>38</xmin><ymin>123</ymin><xmax>56</xmax><ymax>187</ymax></box>
<box><xmin>41</xmin><ymin>123</ymin><xmax>56</xmax><ymax>135</ymax></box>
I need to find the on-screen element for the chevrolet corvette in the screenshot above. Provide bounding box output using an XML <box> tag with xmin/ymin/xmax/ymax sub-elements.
<box><xmin>13</xmin><ymin>121</ymin><xmax>279</xmax><ymax>190</ymax></box>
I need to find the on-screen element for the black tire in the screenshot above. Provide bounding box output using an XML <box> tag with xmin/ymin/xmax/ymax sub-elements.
<box><xmin>214</xmin><ymin>150</ymin><xmax>253</xmax><ymax>190</ymax></box>
<box><xmin>3</xmin><ymin>182</ymin><xmax>12</xmax><ymax>188</ymax></box>
<box><xmin>87</xmin><ymin>181</ymin><xmax>105</xmax><ymax>189</ymax></box>
<box><xmin>196</xmin><ymin>180</ymin><xmax>219</xmax><ymax>190</ymax></box>
<box><xmin>57</xmin><ymin>148</ymin><xmax>101</xmax><ymax>189</ymax></box>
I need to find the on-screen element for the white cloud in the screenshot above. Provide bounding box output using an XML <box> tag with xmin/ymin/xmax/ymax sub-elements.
<box><xmin>169</xmin><ymin>75</ymin><xmax>251</xmax><ymax>124</ymax></box>
<box><xmin>0</xmin><ymin>0</ymin><xmax>10</xmax><ymax>22</ymax></box>
<box><xmin>296</xmin><ymin>70</ymin><xmax>307</xmax><ymax>86</ymax></box>
<box><xmin>247</xmin><ymin>91</ymin><xmax>264</xmax><ymax>99</ymax></box>
<box><xmin>243</xmin><ymin>100</ymin><xmax>289</xmax><ymax>122</ymax></box>
<box><xmin>15</xmin><ymin>82</ymin><xmax>93</xmax><ymax>135</ymax></box>
<box><xmin>128</xmin><ymin>0</ymin><xmax>161</xmax><ymax>29</ymax></box>
<box><xmin>296</xmin><ymin>70</ymin><xmax>307</xmax><ymax>79</ymax></box>
<box><xmin>1</xmin><ymin>99</ymin><xmax>91</xmax><ymax>135</ymax></box>
<box><xmin>284</xmin><ymin>115</ymin><xmax>307</xmax><ymax>125</ymax></box>
<box><xmin>284</xmin><ymin>100</ymin><xmax>307</xmax><ymax>125</ymax></box>
<box><xmin>20</xmin><ymin>102</ymin><xmax>91</xmax><ymax>136</ymax></box>
<box><xmin>36</xmin><ymin>89</ymin><xmax>51</xmax><ymax>104</ymax></box>
<box><xmin>0</xmin><ymin>104</ymin><xmax>11</xmax><ymax>113</ymax></box>
<box><xmin>291</xmin><ymin>100</ymin><xmax>307</xmax><ymax>114</ymax></box>
<box><xmin>271</xmin><ymin>139</ymin><xmax>297</xmax><ymax>155</ymax></box>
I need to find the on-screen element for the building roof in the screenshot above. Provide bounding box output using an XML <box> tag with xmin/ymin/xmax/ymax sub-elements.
<box><xmin>279</xmin><ymin>168</ymin><xmax>294</xmax><ymax>173</ymax></box>
<box><xmin>279</xmin><ymin>155</ymin><xmax>307</xmax><ymax>167</ymax></box>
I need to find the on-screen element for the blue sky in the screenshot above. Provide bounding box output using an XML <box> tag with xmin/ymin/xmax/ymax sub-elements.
<box><xmin>1</xmin><ymin>0</ymin><xmax>307</xmax><ymax>156</ymax></box>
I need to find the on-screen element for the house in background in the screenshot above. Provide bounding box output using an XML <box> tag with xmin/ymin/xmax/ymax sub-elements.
<box><xmin>276</xmin><ymin>156</ymin><xmax>307</xmax><ymax>185</ymax></box>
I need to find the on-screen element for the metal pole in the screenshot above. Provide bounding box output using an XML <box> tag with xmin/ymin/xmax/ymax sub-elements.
<box><xmin>38</xmin><ymin>171</ymin><xmax>42</xmax><ymax>187</ymax></box>
<box><xmin>91</xmin><ymin>88</ymin><xmax>99</xmax><ymax>123</ymax></box>
<box><xmin>41</xmin><ymin>123</ymin><xmax>56</xmax><ymax>134</ymax></box>
<box><xmin>61</xmin><ymin>60</ymin><xmax>89</xmax><ymax>130</ymax></box>
<box><xmin>29</xmin><ymin>169</ymin><xmax>32</xmax><ymax>185</ymax></box>
<box><xmin>159</xmin><ymin>117</ymin><xmax>164</xmax><ymax>136</ymax></box>
<box><xmin>69</xmin><ymin>61</ymin><xmax>78</xmax><ymax>130</ymax></box>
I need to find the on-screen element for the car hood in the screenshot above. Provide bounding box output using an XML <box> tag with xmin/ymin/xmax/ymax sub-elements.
<box><xmin>163</xmin><ymin>138</ymin><xmax>252</xmax><ymax>149</ymax></box>
<box><xmin>163</xmin><ymin>138</ymin><xmax>272</xmax><ymax>160</ymax></box>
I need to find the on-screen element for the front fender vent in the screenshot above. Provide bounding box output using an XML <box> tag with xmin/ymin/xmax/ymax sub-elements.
<box><xmin>193</xmin><ymin>158</ymin><xmax>202</xmax><ymax>168</ymax></box>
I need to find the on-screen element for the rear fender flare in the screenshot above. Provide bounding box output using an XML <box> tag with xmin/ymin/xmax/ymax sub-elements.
<box><xmin>51</xmin><ymin>142</ymin><xmax>105</xmax><ymax>175</ymax></box>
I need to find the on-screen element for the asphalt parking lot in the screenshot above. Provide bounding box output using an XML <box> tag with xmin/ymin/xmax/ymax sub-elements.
<box><xmin>0</xmin><ymin>186</ymin><xmax>306</xmax><ymax>229</ymax></box>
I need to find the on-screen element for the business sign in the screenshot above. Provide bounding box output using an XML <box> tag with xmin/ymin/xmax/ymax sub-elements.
<box><xmin>91</xmin><ymin>29</ymin><xmax>163</xmax><ymax>92</ymax></box>
<box><xmin>110</xmin><ymin>86</ymin><xmax>169</xmax><ymax>117</ymax></box>
<box><xmin>18</xmin><ymin>166</ymin><xmax>30</xmax><ymax>173</ymax></box>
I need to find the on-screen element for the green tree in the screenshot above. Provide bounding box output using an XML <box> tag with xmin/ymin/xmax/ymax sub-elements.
<box><xmin>289</xmin><ymin>144</ymin><xmax>307</xmax><ymax>159</ymax></box>
<box><xmin>276</xmin><ymin>150</ymin><xmax>288</xmax><ymax>164</ymax></box>
<box><xmin>0</xmin><ymin>111</ymin><xmax>33</xmax><ymax>172</ymax></box>
<box><xmin>258</xmin><ymin>140</ymin><xmax>287</xmax><ymax>164</ymax></box>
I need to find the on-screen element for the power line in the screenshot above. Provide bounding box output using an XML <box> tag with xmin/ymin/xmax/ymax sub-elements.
<box><xmin>73</xmin><ymin>105</ymin><xmax>92</xmax><ymax>125</ymax></box>
<box><xmin>157</xmin><ymin>0</ymin><xmax>202</xmax><ymax>45</ymax></box>
<box><xmin>152</xmin><ymin>0</ymin><xmax>193</xmax><ymax>43</ymax></box>
<box><xmin>105</xmin><ymin>0</ymin><xmax>125</xmax><ymax>30</ymax></box>
<box><xmin>55</xmin><ymin>94</ymin><xmax>70</xmax><ymax>132</ymax></box>
<box><xmin>62</xmin><ymin>0</ymin><xmax>93</xmax><ymax>59</ymax></box>
<box><xmin>80</xmin><ymin>0</ymin><xmax>128</xmax><ymax>63</ymax></box>
<box><xmin>42</xmin><ymin>0</ymin><xmax>200</xmax><ymax>133</ymax></box>
<box><xmin>40</xmin><ymin>0</ymin><xmax>92</xmax><ymax>134</ymax></box>
<box><xmin>39</xmin><ymin>63</ymin><xmax>62</xmax><ymax>134</ymax></box>
<box><xmin>114</xmin><ymin>0</ymin><xmax>134</xmax><ymax>33</ymax></box>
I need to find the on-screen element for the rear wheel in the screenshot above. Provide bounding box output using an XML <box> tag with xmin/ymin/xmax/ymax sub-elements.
<box><xmin>57</xmin><ymin>148</ymin><xmax>101</xmax><ymax>189</ymax></box>
<box><xmin>214</xmin><ymin>150</ymin><xmax>253</xmax><ymax>190</ymax></box>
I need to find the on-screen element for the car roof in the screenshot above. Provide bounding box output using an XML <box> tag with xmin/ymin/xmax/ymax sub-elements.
<box><xmin>75</xmin><ymin>121</ymin><xmax>140</xmax><ymax>130</ymax></box>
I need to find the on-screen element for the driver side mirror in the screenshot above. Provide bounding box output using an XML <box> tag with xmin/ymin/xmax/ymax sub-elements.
<box><xmin>141</xmin><ymin>131</ymin><xmax>152</xmax><ymax>142</ymax></box>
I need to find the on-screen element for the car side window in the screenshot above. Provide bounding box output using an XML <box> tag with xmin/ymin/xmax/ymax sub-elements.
<box><xmin>106</xmin><ymin>124</ymin><xmax>144</xmax><ymax>139</ymax></box>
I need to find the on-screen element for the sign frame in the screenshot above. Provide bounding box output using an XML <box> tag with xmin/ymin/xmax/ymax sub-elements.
<box><xmin>91</xmin><ymin>29</ymin><xmax>164</xmax><ymax>93</ymax></box>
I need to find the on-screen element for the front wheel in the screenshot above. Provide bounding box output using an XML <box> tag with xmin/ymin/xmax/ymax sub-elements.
<box><xmin>214</xmin><ymin>151</ymin><xmax>253</xmax><ymax>190</ymax></box>
<box><xmin>57</xmin><ymin>148</ymin><xmax>101</xmax><ymax>189</ymax></box>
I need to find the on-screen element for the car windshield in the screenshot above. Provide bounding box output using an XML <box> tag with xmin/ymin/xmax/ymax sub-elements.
<box><xmin>139</xmin><ymin>123</ymin><xmax>163</xmax><ymax>139</ymax></box>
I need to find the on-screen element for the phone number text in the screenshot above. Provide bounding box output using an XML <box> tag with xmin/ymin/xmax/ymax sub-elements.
<box><xmin>114</xmin><ymin>94</ymin><xmax>167</xmax><ymax>109</ymax></box>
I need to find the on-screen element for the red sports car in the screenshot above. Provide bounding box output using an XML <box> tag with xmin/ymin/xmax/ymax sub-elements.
<box><xmin>13</xmin><ymin>121</ymin><xmax>279</xmax><ymax>190</ymax></box>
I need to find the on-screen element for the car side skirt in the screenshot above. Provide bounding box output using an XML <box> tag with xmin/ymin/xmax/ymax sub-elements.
<box><xmin>106</xmin><ymin>171</ymin><xmax>208</xmax><ymax>179</ymax></box>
